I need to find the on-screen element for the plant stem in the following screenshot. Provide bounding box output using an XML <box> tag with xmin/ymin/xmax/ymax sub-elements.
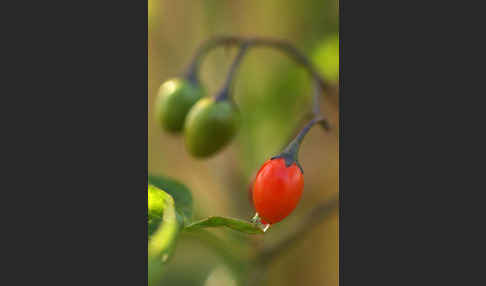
<box><xmin>248</xmin><ymin>37</ymin><xmax>330</xmax><ymax>93</ymax></box>
<box><xmin>273</xmin><ymin>116</ymin><xmax>326</xmax><ymax>172</ymax></box>
<box><xmin>185</xmin><ymin>36</ymin><xmax>332</xmax><ymax>94</ymax></box>
<box><xmin>187</xmin><ymin>36</ymin><xmax>334</xmax><ymax>130</ymax></box>
<box><xmin>185</xmin><ymin>37</ymin><xmax>242</xmax><ymax>83</ymax></box>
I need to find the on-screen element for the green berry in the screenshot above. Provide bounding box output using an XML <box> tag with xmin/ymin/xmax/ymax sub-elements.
<box><xmin>184</xmin><ymin>97</ymin><xmax>240</xmax><ymax>158</ymax></box>
<box><xmin>154</xmin><ymin>78</ymin><xmax>206</xmax><ymax>133</ymax></box>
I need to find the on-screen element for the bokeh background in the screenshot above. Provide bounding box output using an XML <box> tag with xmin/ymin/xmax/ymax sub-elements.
<box><xmin>148</xmin><ymin>0</ymin><xmax>339</xmax><ymax>285</ymax></box>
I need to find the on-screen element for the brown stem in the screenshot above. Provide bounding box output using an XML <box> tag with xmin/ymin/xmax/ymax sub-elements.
<box><xmin>186</xmin><ymin>36</ymin><xmax>332</xmax><ymax>96</ymax></box>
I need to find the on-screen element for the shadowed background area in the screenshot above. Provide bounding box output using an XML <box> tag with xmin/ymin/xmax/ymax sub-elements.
<box><xmin>149</xmin><ymin>0</ymin><xmax>339</xmax><ymax>285</ymax></box>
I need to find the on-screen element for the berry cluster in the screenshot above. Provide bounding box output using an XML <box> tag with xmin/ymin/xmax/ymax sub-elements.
<box><xmin>154</xmin><ymin>36</ymin><xmax>332</xmax><ymax>231</ymax></box>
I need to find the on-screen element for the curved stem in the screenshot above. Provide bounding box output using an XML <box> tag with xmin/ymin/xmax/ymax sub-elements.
<box><xmin>187</xmin><ymin>36</ymin><xmax>333</xmax><ymax>130</ymax></box>
<box><xmin>186</xmin><ymin>36</ymin><xmax>243</xmax><ymax>83</ymax></box>
<box><xmin>186</xmin><ymin>36</ymin><xmax>331</xmax><ymax>94</ymax></box>
<box><xmin>248</xmin><ymin>38</ymin><xmax>329</xmax><ymax>93</ymax></box>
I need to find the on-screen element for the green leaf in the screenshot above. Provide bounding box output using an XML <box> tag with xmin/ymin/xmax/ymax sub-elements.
<box><xmin>184</xmin><ymin>216</ymin><xmax>264</xmax><ymax>234</ymax></box>
<box><xmin>148</xmin><ymin>185</ymin><xmax>180</xmax><ymax>261</ymax></box>
<box><xmin>313</xmin><ymin>34</ymin><xmax>339</xmax><ymax>83</ymax></box>
<box><xmin>148</xmin><ymin>174</ymin><xmax>193</xmax><ymax>226</ymax></box>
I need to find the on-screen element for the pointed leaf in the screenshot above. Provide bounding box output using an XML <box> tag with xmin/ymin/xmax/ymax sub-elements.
<box><xmin>184</xmin><ymin>216</ymin><xmax>264</xmax><ymax>234</ymax></box>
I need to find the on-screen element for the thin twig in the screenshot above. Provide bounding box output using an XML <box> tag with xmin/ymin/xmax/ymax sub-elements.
<box><xmin>186</xmin><ymin>36</ymin><xmax>332</xmax><ymax>95</ymax></box>
<box><xmin>248</xmin><ymin>37</ymin><xmax>330</xmax><ymax>94</ymax></box>
<box><xmin>186</xmin><ymin>36</ymin><xmax>243</xmax><ymax>83</ymax></box>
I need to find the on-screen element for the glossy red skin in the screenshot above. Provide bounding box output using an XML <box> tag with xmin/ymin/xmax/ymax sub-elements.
<box><xmin>252</xmin><ymin>158</ymin><xmax>304</xmax><ymax>224</ymax></box>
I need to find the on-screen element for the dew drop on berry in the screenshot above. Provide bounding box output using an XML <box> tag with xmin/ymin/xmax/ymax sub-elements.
<box><xmin>251</xmin><ymin>212</ymin><xmax>271</xmax><ymax>232</ymax></box>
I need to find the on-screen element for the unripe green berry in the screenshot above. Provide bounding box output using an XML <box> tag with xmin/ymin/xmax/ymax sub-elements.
<box><xmin>184</xmin><ymin>97</ymin><xmax>240</xmax><ymax>158</ymax></box>
<box><xmin>154</xmin><ymin>78</ymin><xmax>206</xmax><ymax>133</ymax></box>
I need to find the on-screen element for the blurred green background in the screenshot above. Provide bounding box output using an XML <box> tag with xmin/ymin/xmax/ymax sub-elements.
<box><xmin>148</xmin><ymin>0</ymin><xmax>339</xmax><ymax>285</ymax></box>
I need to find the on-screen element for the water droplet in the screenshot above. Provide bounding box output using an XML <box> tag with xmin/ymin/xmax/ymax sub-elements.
<box><xmin>251</xmin><ymin>212</ymin><xmax>271</xmax><ymax>232</ymax></box>
<box><xmin>251</xmin><ymin>212</ymin><xmax>260</xmax><ymax>223</ymax></box>
<box><xmin>262</xmin><ymin>224</ymin><xmax>271</xmax><ymax>232</ymax></box>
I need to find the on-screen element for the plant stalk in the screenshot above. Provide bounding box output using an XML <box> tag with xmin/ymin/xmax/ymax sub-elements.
<box><xmin>185</xmin><ymin>36</ymin><xmax>331</xmax><ymax>94</ymax></box>
<box><xmin>273</xmin><ymin>116</ymin><xmax>326</xmax><ymax>173</ymax></box>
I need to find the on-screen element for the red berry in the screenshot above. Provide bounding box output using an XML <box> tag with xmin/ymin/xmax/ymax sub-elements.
<box><xmin>252</xmin><ymin>157</ymin><xmax>304</xmax><ymax>224</ymax></box>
